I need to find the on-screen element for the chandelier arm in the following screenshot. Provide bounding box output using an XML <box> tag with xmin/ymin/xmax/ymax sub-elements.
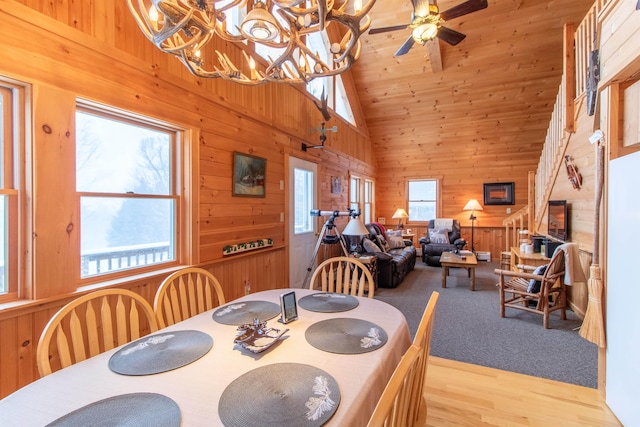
<box><xmin>128</xmin><ymin>0</ymin><xmax>374</xmax><ymax>85</ymax></box>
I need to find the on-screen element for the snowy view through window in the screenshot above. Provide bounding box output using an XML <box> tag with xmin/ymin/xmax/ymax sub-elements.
<box><xmin>76</xmin><ymin>111</ymin><xmax>175</xmax><ymax>277</ymax></box>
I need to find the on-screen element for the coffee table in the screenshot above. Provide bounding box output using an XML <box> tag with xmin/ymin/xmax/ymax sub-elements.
<box><xmin>440</xmin><ymin>251</ymin><xmax>478</xmax><ymax>291</ymax></box>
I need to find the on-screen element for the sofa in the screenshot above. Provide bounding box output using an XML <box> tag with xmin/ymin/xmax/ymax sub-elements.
<box><xmin>351</xmin><ymin>223</ymin><xmax>416</xmax><ymax>288</ymax></box>
<box><xmin>419</xmin><ymin>219</ymin><xmax>467</xmax><ymax>266</ymax></box>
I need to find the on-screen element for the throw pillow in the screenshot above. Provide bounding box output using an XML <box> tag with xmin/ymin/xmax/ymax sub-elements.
<box><xmin>375</xmin><ymin>235</ymin><xmax>391</xmax><ymax>252</ymax></box>
<box><xmin>386</xmin><ymin>230</ymin><xmax>405</xmax><ymax>249</ymax></box>
<box><xmin>528</xmin><ymin>264</ymin><xmax>548</xmax><ymax>293</ymax></box>
<box><xmin>362</xmin><ymin>237</ymin><xmax>382</xmax><ymax>253</ymax></box>
<box><xmin>428</xmin><ymin>228</ymin><xmax>450</xmax><ymax>244</ymax></box>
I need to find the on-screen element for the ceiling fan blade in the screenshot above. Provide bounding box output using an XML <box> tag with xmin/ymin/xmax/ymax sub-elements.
<box><xmin>394</xmin><ymin>36</ymin><xmax>416</xmax><ymax>57</ymax></box>
<box><xmin>440</xmin><ymin>0</ymin><xmax>488</xmax><ymax>21</ymax></box>
<box><xmin>369</xmin><ymin>24</ymin><xmax>409</xmax><ymax>35</ymax></box>
<box><xmin>437</xmin><ymin>26</ymin><xmax>467</xmax><ymax>45</ymax></box>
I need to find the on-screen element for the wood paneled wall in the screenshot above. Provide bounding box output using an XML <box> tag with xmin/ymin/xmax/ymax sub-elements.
<box><xmin>0</xmin><ymin>0</ymin><xmax>374</xmax><ymax>397</ymax></box>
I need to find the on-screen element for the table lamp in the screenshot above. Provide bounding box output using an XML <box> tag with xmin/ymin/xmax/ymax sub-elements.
<box><xmin>342</xmin><ymin>216</ymin><xmax>370</xmax><ymax>255</ymax></box>
<box><xmin>463</xmin><ymin>199</ymin><xmax>483</xmax><ymax>253</ymax></box>
<box><xmin>392</xmin><ymin>208</ymin><xmax>409</xmax><ymax>230</ymax></box>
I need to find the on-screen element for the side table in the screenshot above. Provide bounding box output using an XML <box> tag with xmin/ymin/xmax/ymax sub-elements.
<box><xmin>402</xmin><ymin>233</ymin><xmax>416</xmax><ymax>245</ymax></box>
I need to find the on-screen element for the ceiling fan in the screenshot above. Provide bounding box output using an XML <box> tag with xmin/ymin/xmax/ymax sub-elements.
<box><xmin>369</xmin><ymin>0</ymin><xmax>488</xmax><ymax>57</ymax></box>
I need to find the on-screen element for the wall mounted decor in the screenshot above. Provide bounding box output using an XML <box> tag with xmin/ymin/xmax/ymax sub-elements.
<box><xmin>331</xmin><ymin>176</ymin><xmax>342</xmax><ymax>194</ymax></box>
<box><xmin>565</xmin><ymin>155</ymin><xmax>582</xmax><ymax>189</ymax></box>
<box><xmin>223</xmin><ymin>238</ymin><xmax>273</xmax><ymax>256</ymax></box>
<box><xmin>483</xmin><ymin>182</ymin><xmax>515</xmax><ymax>205</ymax></box>
<box><xmin>233</xmin><ymin>152</ymin><xmax>266</xmax><ymax>197</ymax></box>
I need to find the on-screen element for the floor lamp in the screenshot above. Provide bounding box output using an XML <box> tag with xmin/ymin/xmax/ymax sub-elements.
<box><xmin>463</xmin><ymin>199</ymin><xmax>483</xmax><ymax>253</ymax></box>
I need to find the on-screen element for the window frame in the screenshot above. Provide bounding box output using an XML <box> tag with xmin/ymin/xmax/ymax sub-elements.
<box><xmin>349</xmin><ymin>174</ymin><xmax>361</xmax><ymax>213</ymax></box>
<box><xmin>0</xmin><ymin>78</ymin><xmax>28</xmax><ymax>303</ymax></box>
<box><xmin>75</xmin><ymin>101</ymin><xmax>194</xmax><ymax>285</ymax></box>
<box><xmin>349</xmin><ymin>173</ymin><xmax>375</xmax><ymax>223</ymax></box>
<box><xmin>407</xmin><ymin>178</ymin><xmax>441</xmax><ymax>224</ymax></box>
<box><xmin>363</xmin><ymin>179</ymin><xmax>374</xmax><ymax>224</ymax></box>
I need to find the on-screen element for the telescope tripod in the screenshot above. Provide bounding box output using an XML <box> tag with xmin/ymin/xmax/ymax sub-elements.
<box><xmin>303</xmin><ymin>217</ymin><xmax>349</xmax><ymax>288</ymax></box>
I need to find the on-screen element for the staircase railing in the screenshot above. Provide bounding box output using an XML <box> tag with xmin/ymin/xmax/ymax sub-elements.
<box><xmin>502</xmin><ymin>0</ymin><xmax>609</xmax><ymax>251</ymax></box>
<box><xmin>532</xmin><ymin>2</ymin><xmax>604</xmax><ymax>231</ymax></box>
<box><xmin>502</xmin><ymin>206</ymin><xmax>529</xmax><ymax>251</ymax></box>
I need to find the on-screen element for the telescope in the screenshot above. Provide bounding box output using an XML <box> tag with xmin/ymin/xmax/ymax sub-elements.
<box><xmin>310</xmin><ymin>208</ymin><xmax>361</xmax><ymax>218</ymax></box>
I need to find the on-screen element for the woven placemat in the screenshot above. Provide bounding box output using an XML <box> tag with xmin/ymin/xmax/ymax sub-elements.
<box><xmin>212</xmin><ymin>301</ymin><xmax>280</xmax><ymax>325</ymax></box>
<box><xmin>305</xmin><ymin>318</ymin><xmax>388</xmax><ymax>354</ymax></box>
<box><xmin>108</xmin><ymin>330</ymin><xmax>213</xmax><ymax>376</ymax></box>
<box><xmin>298</xmin><ymin>293</ymin><xmax>359</xmax><ymax>313</ymax></box>
<box><xmin>46</xmin><ymin>392</ymin><xmax>181</xmax><ymax>426</ymax></box>
<box><xmin>219</xmin><ymin>363</ymin><xmax>340</xmax><ymax>427</ymax></box>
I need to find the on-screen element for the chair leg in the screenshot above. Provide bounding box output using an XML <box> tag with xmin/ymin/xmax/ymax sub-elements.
<box><xmin>499</xmin><ymin>284</ymin><xmax>505</xmax><ymax>318</ymax></box>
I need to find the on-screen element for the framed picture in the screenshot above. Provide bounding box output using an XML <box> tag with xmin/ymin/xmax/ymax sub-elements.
<box><xmin>233</xmin><ymin>152</ymin><xmax>266</xmax><ymax>197</ymax></box>
<box><xmin>483</xmin><ymin>182</ymin><xmax>515</xmax><ymax>205</ymax></box>
<box><xmin>331</xmin><ymin>176</ymin><xmax>342</xmax><ymax>194</ymax></box>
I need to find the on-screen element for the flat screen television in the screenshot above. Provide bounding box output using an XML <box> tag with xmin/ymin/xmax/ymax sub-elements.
<box><xmin>548</xmin><ymin>200</ymin><xmax>568</xmax><ymax>242</ymax></box>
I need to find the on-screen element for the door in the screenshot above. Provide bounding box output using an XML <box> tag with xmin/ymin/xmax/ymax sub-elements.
<box><xmin>288</xmin><ymin>156</ymin><xmax>317</xmax><ymax>288</ymax></box>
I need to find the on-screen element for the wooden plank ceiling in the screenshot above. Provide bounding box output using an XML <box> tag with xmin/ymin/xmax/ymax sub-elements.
<box><xmin>352</xmin><ymin>0</ymin><xmax>593</xmax><ymax>165</ymax></box>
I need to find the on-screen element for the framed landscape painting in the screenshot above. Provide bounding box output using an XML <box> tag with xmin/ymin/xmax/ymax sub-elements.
<box><xmin>483</xmin><ymin>182</ymin><xmax>515</xmax><ymax>205</ymax></box>
<box><xmin>233</xmin><ymin>152</ymin><xmax>266</xmax><ymax>197</ymax></box>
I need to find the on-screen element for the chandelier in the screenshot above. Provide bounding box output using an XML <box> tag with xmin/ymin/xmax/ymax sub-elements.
<box><xmin>126</xmin><ymin>0</ymin><xmax>376</xmax><ymax>86</ymax></box>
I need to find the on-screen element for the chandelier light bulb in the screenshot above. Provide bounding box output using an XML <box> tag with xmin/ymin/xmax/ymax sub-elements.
<box><xmin>148</xmin><ymin>5</ymin><xmax>158</xmax><ymax>22</ymax></box>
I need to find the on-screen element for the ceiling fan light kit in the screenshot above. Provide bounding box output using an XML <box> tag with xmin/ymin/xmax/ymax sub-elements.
<box><xmin>369</xmin><ymin>0</ymin><xmax>488</xmax><ymax>56</ymax></box>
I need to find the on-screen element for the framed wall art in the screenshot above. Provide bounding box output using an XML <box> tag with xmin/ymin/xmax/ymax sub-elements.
<box><xmin>331</xmin><ymin>176</ymin><xmax>342</xmax><ymax>194</ymax></box>
<box><xmin>233</xmin><ymin>152</ymin><xmax>266</xmax><ymax>197</ymax></box>
<box><xmin>483</xmin><ymin>182</ymin><xmax>515</xmax><ymax>205</ymax></box>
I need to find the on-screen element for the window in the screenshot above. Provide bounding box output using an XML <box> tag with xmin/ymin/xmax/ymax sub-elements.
<box><xmin>305</xmin><ymin>31</ymin><xmax>355</xmax><ymax>125</ymax></box>
<box><xmin>350</xmin><ymin>175</ymin><xmax>361</xmax><ymax>213</ymax></box>
<box><xmin>334</xmin><ymin>75</ymin><xmax>354</xmax><ymax>125</ymax></box>
<box><xmin>363</xmin><ymin>179</ymin><xmax>374</xmax><ymax>224</ymax></box>
<box><xmin>408</xmin><ymin>179</ymin><xmax>437</xmax><ymax>221</ymax></box>
<box><xmin>76</xmin><ymin>105</ymin><xmax>182</xmax><ymax>279</ymax></box>
<box><xmin>294</xmin><ymin>167</ymin><xmax>314</xmax><ymax>234</ymax></box>
<box><xmin>0</xmin><ymin>79</ymin><xmax>26</xmax><ymax>302</ymax></box>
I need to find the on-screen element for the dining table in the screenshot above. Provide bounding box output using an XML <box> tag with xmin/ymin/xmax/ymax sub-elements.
<box><xmin>0</xmin><ymin>289</ymin><xmax>411</xmax><ymax>426</ymax></box>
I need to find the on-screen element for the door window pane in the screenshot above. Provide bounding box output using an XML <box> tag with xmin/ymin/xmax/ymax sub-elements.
<box><xmin>294</xmin><ymin>168</ymin><xmax>313</xmax><ymax>234</ymax></box>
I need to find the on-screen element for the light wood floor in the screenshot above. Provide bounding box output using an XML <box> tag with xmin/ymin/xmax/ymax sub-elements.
<box><xmin>422</xmin><ymin>357</ymin><xmax>621</xmax><ymax>426</ymax></box>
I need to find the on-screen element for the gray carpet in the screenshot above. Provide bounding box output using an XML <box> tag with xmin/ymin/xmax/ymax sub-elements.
<box><xmin>374</xmin><ymin>260</ymin><xmax>598</xmax><ymax>388</ymax></box>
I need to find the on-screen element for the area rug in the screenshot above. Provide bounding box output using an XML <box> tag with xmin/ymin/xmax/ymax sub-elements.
<box><xmin>374</xmin><ymin>260</ymin><xmax>598</xmax><ymax>388</ymax></box>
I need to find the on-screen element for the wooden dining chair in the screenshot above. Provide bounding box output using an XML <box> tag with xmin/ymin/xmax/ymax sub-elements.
<box><xmin>494</xmin><ymin>248</ymin><xmax>566</xmax><ymax>329</ymax></box>
<box><xmin>154</xmin><ymin>267</ymin><xmax>226</xmax><ymax>328</ymax></box>
<box><xmin>409</xmin><ymin>291</ymin><xmax>439</xmax><ymax>426</ymax></box>
<box><xmin>37</xmin><ymin>288</ymin><xmax>157</xmax><ymax>377</ymax></box>
<box><xmin>309</xmin><ymin>256</ymin><xmax>375</xmax><ymax>298</ymax></box>
<box><xmin>367</xmin><ymin>344</ymin><xmax>422</xmax><ymax>427</ymax></box>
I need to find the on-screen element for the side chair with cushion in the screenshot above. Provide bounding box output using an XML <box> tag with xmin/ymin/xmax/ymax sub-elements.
<box><xmin>419</xmin><ymin>219</ymin><xmax>467</xmax><ymax>266</ymax></box>
<box><xmin>37</xmin><ymin>289</ymin><xmax>158</xmax><ymax>377</ymax></box>
<box><xmin>154</xmin><ymin>267</ymin><xmax>226</xmax><ymax>329</ymax></box>
<box><xmin>494</xmin><ymin>248</ymin><xmax>566</xmax><ymax>329</ymax></box>
<box><xmin>367</xmin><ymin>344</ymin><xmax>422</xmax><ymax>427</ymax></box>
<box><xmin>309</xmin><ymin>256</ymin><xmax>375</xmax><ymax>298</ymax></box>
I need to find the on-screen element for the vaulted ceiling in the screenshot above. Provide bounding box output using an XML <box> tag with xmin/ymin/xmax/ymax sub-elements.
<box><xmin>351</xmin><ymin>0</ymin><xmax>592</xmax><ymax>164</ymax></box>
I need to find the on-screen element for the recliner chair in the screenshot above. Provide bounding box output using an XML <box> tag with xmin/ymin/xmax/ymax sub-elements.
<box><xmin>419</xmin><ymin>219</ymin><xmax>467</xmax><ymax>266</ymax></box>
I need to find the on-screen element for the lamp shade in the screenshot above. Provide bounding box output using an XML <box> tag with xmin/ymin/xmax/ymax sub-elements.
<box><xmin>391</xmin><ymin>208</ymin><xmax>409</xmax><ymax>219</ymax></box>
<box><xmin>463</xmin><ymin>199</ymin><xmax>483</xmax><ymax>212</ymax></box>
<box><xmin>342</xmin><ymin>217</ymin><xmax>369</xmax><ymax>236</ymax></box>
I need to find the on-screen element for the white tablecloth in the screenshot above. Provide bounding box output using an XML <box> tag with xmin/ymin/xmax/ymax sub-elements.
<box><xmin>0</xmin><ymin>289</ymin><xmax>411</xmax><ymax>426</ymax></box>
